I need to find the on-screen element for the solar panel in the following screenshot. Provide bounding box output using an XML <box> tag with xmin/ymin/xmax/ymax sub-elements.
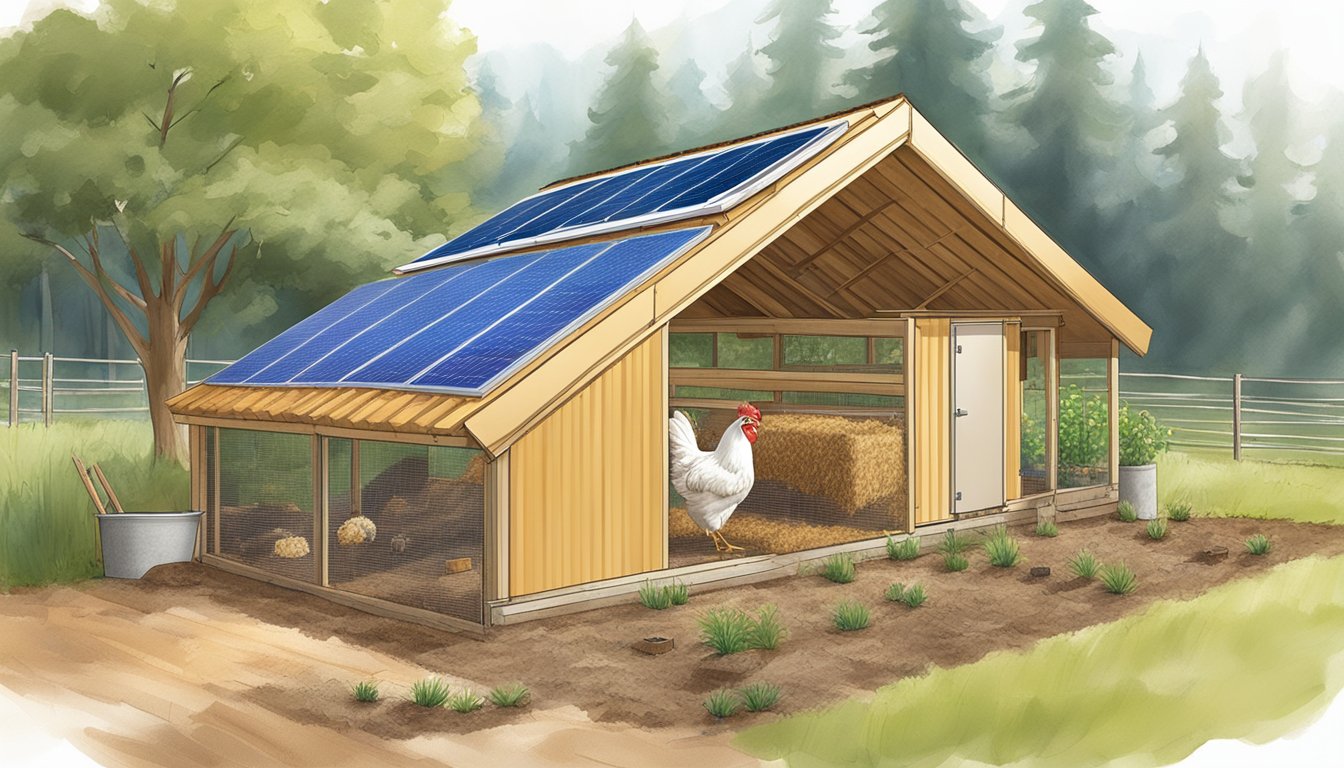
<box><xmin>397</xmin><ymin>120</ymin><xmax>847</xmax><ymax>273</ymax></box>
<box><xmin>209</xmin><ymin>226</ymin><xmax>712</xmax><ymax>396</ymax></box>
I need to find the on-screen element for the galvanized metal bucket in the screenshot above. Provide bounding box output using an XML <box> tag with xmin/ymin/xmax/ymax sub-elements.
<box><xmin>1118</xmin><ymin>464</ymin><xmax>1159</xmax><ymax>521</ymax></box>
<box><xmin>97</xmin><ymin>511</ymin><xmax>203</xmax><ymax>579</ymax></box>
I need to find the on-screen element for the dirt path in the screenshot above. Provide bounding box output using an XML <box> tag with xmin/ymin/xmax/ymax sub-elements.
<box><xmin>2</xmin><ymin>515</ymin><xmax>1342</xmax><ymax>767</ymax></box>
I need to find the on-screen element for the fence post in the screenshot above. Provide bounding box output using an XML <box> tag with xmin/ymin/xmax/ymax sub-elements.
<box><xmin>41</xmin><ymin>352</ymin><xmax>53</xmax><ymax>427</ymax></box>
<box><xmin>1232</xmin><ymin>373</ymin><xmax>1242</xmax><ymax>461</ymax></box>
<box><xmin>7</xmin><ymin>350</ymin><xmax>17</xmax><ymax>427</ymax></box>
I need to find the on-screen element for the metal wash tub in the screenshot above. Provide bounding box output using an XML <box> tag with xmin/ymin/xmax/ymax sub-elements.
<box><xmin>97</xmin><ymin>511</ymin><xmax>203</xmax><ymax>579</ymax></box>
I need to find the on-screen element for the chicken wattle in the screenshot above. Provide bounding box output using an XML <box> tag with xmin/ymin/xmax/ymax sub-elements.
<box><xmin>668</xmin><ymin>403</ymin><xmax>761</xmax><ymax>553</ymax></box>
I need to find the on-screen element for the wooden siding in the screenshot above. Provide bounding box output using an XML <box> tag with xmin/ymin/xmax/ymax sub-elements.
<box><xmin>913</xmin><ymin>318</ymin><xmax>952</xmax><ymax>525</ymax></box>
<box><xmin>1004</xmin><ymin>322</ymin><xmax>1023</xmax><ymax>501</ymax></box>
<box><xmin>507</xmin><ymin>333</ymin><xmax>667</xmax><ymax>596</ymax></box>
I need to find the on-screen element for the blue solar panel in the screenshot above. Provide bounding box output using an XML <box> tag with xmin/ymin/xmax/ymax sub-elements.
<box><xmin>400</xmin><ymin>120</ymin><xmax>845</xmax><ymax>272</ymax></box>
<box><xmin>209</xmin><ymin>227</ymin><xmax>712</xmax><ymax>396</ymax></box>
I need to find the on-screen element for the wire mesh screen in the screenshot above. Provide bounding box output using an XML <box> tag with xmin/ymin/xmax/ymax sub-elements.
<box><xmin>669</xmin><ymin>396</ymin><xmax>906</xmax><ymax>567</ymax></box>
<box><xmin>326</xmin><ymin>439</ymin><xmax>485</xmax><ymax>625</ymax></box>
<box><xmin>214</xmin><ymin>429</ymin><xmax>316</xmax><ymax>583</ymax></box>
<box><xmin>1020</xmin><ymin>331</ymin><xmax>1050</xmax><ymax>495</ymax></box>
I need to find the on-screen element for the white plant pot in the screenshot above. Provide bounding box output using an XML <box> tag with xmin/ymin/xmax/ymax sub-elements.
<box><xmin>1118</xmin><ymin>464</ymin><xmax>1158</xmax><ymax>520</ymax></box>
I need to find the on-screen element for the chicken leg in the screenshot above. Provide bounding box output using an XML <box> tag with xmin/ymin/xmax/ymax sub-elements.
<box><xmin>711</xmin><ymin>530</ymin><xmax>745</xmax><ymax>554</ymax></box>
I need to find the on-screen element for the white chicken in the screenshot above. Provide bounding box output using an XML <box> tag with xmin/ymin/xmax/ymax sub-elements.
<box><xmin>668</xmin><ymin>403</ymin><xmax>761</xmax><ymax>553</ymax></box>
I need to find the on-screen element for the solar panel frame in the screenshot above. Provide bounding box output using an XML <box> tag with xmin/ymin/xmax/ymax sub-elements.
<box><xmin>396</xmin><ymin>119</ymin><xmax>847</xmax><ymax>274</ymax></box>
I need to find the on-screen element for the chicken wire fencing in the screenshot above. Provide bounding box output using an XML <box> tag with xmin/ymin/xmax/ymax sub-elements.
<box><xmin>212</xmin><ymin>428</ymin><xmax>318</xmax><ymax>583</ymax></box>
<box><xmin>668</xmin><ymin>395</ymin><xmax>907</xmax><ymax>567</ymax></box>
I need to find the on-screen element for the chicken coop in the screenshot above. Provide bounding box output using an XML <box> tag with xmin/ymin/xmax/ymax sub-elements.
<box><xmin>170</xmin><ymin>95</ymin><xmax>1151</xmax><ymax>631</ymax></box>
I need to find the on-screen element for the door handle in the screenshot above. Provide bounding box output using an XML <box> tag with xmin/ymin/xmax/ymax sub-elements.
<box><xmin>954</xmin><ymin>408</ymin><xmax>969</xmax><ymax>417</ymax></box>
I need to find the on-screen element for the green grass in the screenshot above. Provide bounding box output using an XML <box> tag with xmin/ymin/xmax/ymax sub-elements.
<box><xmin>638</xmin><ymin>581</ymin><xmax>673</xmax><ymax>610</ymax></box>
<box><xmin>1067</xmin><ymin>549</ymin><xmax>1101</xmax><ymax>580</ymax></box>
<box><xmin>820</xmin><ymin>553</ymin><xmax>856</xmax><ymax>584</ymax></box>
<box><xmin>488</xmin><ymin>683</ymin><xmax>529</xmax><ymax>708</ymax></box>
<box><xmin>1117</xmin><ymin>499</ymin><xmax>1138</xmax><ymax>522</ymax></box>
<box><xmin>0</xmin><ymin>422</ymin><xmax>189</xmax><ymax>588</ymax></box>
<box><xmin>936</xmin><ymin>529</ymin><xmax>972</xmax><ymax>555</ymax></box>
<box><xmin>740</xmin><ymin>682</ymin><xmax>782</xmax><ymax>713</ymax></box>
<box><xmin>351</xmin><ymin>681</ymin><xmax>380</xmax><ymax>703</ymax></box>
<box><xmin>445</xmin><ymin>688</ymin><xmax>485</xmax><ymax>713</ymax></box>
<box><xmin>832</xmin><ymin>601</ymin><xmax>871</xmax><ymax>631</ymax></box>
<box><xmin>1146</xmin><ymin>518</ymin><xmax>1169</xmax><ymax>540</ymax></box>
<box><xmin>886</xmin><ymin>535</ymin><xmax>920</xmax><ymax>561</ymax></box>
<box><xmin>982</xmin><ymin>526</ymin><xmax>1021</xmax><ymax>568</ymax></box>
<box><xmin>409</xmin><ymin>676</ymin><xmax>451</xmax><ymax>708</ymax></box>
<box><xmin>1099</xmin><ymin>563</ymin><xmax>1138</xmax><ymax>595</ymax></box>
<box><xmin>667</xmin><ymin>580</ymin><xmax>690</xmax><ymax>605</ymax></box>
<box><xmin>942</xmin><ymin>551</ymin><xmax>969</xmax><ymax>572</ymax></box>
<box><xmin>738</xmin><ymin>555</ymin><xmax>1344</xmax><ymax>766</ymax></box>
<box><xmin>1034</xmin><ymin>519</ymin><xmax>1059</xmax><ymax>537</ymax></box>
<box><xmin>748</xmin><ymin>605</ymin><xmax>787</xmax><ymax>650</ymax></box>
<box><xmin>699</xmin><ymin>607</ymin><xmax>755</xmax><ymax>656</ymax></box>
<box><xmin>1246</xmin><ymin>534</ymin><xmax>1272</xmax><ymax>556</ymax></box>
<box><xmin>1167</xmin><ymin>501</ymin><xmax>1193</xmax><ymax>521</ymax></box>
<box><xmin>1158</xmin><ymin>450</ymin><xmax>1344</xmax><ymax>524</ymax></box>
<box><xmin>704</xmin><ymin>689</ymin><xmax>740</xmax><ymax>719</ymax></box>
<box><xmin>886</xmin><ymin>583</ymin><xmax>927</xmax><ymax>608</ymax></box>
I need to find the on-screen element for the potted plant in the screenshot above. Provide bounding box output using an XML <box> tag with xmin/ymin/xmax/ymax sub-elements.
<box><xmin>1117</xmin><ymin>404</ymin><xmax>1171</xmax><ymax>520</ymax></box>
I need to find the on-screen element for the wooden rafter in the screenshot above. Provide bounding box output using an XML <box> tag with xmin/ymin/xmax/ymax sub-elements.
<box><xmin>790</xmin><ymin>199</ymin><xmax>900</xmax><ymax>276</ymax></box>
<box><xmin>914</xmin><ymin>268</ymin><xmax>978</xmax><ymax>310</ymax></box>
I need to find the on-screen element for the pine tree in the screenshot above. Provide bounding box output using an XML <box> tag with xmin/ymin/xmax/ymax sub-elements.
<box><xmin>1288</xmin><ymin>96</ymin><xmax>1344</xmax><ymax>372</ymax></box>
<box><xmin>716</xmin><ymin>40</ymin><xmax>771</xmax><ymax>140</ymax></box>
<box><xmin>843</xmin><ymin>0</ymin><xmax>998</xmax><ymax>156</ymax></box>
<box><xmin>494</xmin><ymin>96</ymin><xmax>560</xmax><ymax>205</ymax></box>
<box><xmin>566</xmin><ymin>21</ymin><xmax>670</xmax><ymax>177</ymax></box>
<box><xmin>757</xmin><ymin>0</ymin><xmax>843</xmax><ymax>128</ymax></box>
<box><xmin>1002</xmin><ymin>0</ymin><xmax>1125</xmax><ymax>259</ymax></box>
<box><xmin>470</xmin><ymin>59</ymin><xmax>513</xmax><ymax>207</ymax></box>
<box><xmin>1148</xmin><ymin>48</ymin><xmax>1246</xmax><ymax>370</ymax></box>
<box><xmin>665</xmin><ymin>59</ymin><xmax>720</xmax><ymax>151</ymax></box>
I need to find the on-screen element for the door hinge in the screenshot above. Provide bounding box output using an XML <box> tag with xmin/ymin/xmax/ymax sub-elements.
<box><xmin>954</xmin><ymin>408</ymin><xmax>969</xmax><ymax>417</ymax></box>
<box><xmin>955</xmin><ymin>344</ymin><xmax>963</xmax><ymax>354</ymax></box>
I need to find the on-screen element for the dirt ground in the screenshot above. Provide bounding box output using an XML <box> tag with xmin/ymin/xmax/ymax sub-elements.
<box><xmin>3</xmin><ymin>515</ymin><xmax>1343</xmax><ymax>767</ymax></box>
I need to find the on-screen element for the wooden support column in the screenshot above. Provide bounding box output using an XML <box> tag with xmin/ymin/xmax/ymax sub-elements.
<box><xmin>1047</xmin><ymin>329</ymin><xmax>1059</xmax><ymax>491</ymax></box>
<box><xmin>312</xmin><ymin>435</ymin><xmax>325</xmax><ymax>586</ymax></box>
<box><xmin>1108</xmin><ymin>338</ymin><xmax>1120</xmax><ymax>482</ymax></box>
<box><xmin>485</xmin><ymin>450</ymin><xmax>510</xmax><ymax>605</ymax></box>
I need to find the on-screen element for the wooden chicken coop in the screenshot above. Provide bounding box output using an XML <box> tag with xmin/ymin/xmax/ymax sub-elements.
<box><xmin>169</xmin><ymin>95</ymin><xmax>1151</xmax><ymax>632</ymax></box>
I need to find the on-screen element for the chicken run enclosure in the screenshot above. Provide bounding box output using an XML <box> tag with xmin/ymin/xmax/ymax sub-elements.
<box><xmin>170</xmin><ymin>97</ymin><xmax>1151</xmax><ymax>630</ymax></box>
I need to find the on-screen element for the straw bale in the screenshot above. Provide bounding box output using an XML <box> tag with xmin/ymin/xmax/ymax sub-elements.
<box><xmin>273</xmin><ymin>535</ymin><xmax>310</xmax><ymax>559</ymax></box>
<box><xmin>669</xmin><ymin>507</ymin><xmax>882</xmax><ymax>553</ymax></box>
<box><xmin>752</xmin><ymin>413</ymin><xmax>906</xmax><ymax>515</ymax></box>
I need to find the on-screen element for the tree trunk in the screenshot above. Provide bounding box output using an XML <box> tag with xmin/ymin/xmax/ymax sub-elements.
<box><xmin>143</xmin><ymin>300</ymin><xmax>189</xmax><ymax>465</ymax></box>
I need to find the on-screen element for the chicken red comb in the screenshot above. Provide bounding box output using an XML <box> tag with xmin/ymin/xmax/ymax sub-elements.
<box><xmin>737</xmin><ymin>402</ymin><xmax>761</xmax><ymax>421</ymax></box>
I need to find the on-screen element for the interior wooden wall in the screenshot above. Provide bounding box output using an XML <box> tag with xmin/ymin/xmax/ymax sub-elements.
<box><xmin>507</xmin><ymin>333</ymin><xmax>667</xmax><ymax>596</ymax></box>
<box><xmin>1004</xmin><ymin>322</ymin><xmax>1023</xmax><ymax>501</ymax></box>
<box><xmin>913</xmin><ymin>318</ymin><xmax>952</xmax><ymax>525</ymax></box>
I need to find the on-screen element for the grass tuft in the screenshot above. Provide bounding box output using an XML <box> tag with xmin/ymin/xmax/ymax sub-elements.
<box><xmin>832</xmin><ymin>601</ymin><xmax>871</xmax><ymax>631</ymax></box>
<box><xmin>704</xmin><ymin>689</ymin><xmax>740</xmax><ymax>719</ymax></box>
<box><xmin>1117</xmin><ymin>500</ymin><xmax>1138</xmax><ymax>522</ymax></box>
<box><xmin>983</xmin><ymin>526</ymin><xmax>1021</xmax><ymax>568</ymax></box>
<box><xmin>740</xmin><ymin>682</ymin><xmax>782</xmax><ymax>712</ymax></box>
<box><xmin>699</xmin><ymin>607</ymin><xmax>754</xmax><ymax>655</ymax></box>
<box><xmin>1034</xmin><ymin>519</ymin><xmax>1059</xmax><ymax>537</ymax></box>
<box><xmin>638</xmin><ymin>580</ymin><xmax>672</xmax><ymax>610</ymax></box>
<box><xmin>1146</xmin><ymin>518</ymin><xmax>1168</xmax><ymax>540</ymax></box>
<box><xmin>884</xmin><ymin>582</ymin><xmax>906</xmax><ymax>603</ymax></box>
<box><xmin>445</xmin><ymin>688</ymin><xmax>484</xmax><ymax>713</ymax></box>
<box><xmin>943</xmin><ymin>551</ymin><xmax>969</xmax><ymax>572</ymax></box>
<box><xmin>937</xmin><ymin>529</ymin><xmax>972</xmax><ymax>555</ymax></box>
<box><xmin>886</xmin><ymin>535</ymin><xmax>920</xmax><ymax>561</ymax></box>
<box><xmin>749</xmin><ymin>604</ymin><xmax>787</xmax><ymax>650</ymax></box>
<box><xmin>352</xmin><ymin>680</ymin><xmax>380</xmax><ymax>703</ymax></box>
<box><xmin>1068</xmin><ymin>549</ymin><xmax>1101</xmax><ymax>580</ymax></box>
<box><xmin>884</xmin><ymin>582</ymin><xmax>926</xmax><ymax>608</ymax></box>
<box><xmin>409</xmin><ymin>676</ymin><xmax>451</xmax><ymax>708</ymax></box>
<box><xmin>488</xmin><ymin>683</ymin><xmax>530</xmax><ymax>708</ymax></box>
<box><xmin>1166</xmin><ymin>501</ymin><xmax>1193</xmax><ymax>521</ymax></box>
<box><xmin>1245</xmin><ymin>534</ymin><xmax>1272</xmax><ymax>556</ymax></box>
<box><xmin>667</xmin><ymin>580</ymin><xmax>690</xmax><ymax>605</ymax></box>
<box><xmin>1099</xmin><ymin>563</ymin><xmax>1138</xmax><ymax>595</ymax></box>
<box><xmin>820</xmin><ymin>553</ymin><xmax>856</xmax><ymax>584</ymax></box>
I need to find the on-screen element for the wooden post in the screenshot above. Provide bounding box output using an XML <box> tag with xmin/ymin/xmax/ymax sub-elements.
<box><xmin>1108</xmin><ymin>339</ymin><xmax>1120</xmax><ymax>483</ymax></box>
<box><xmin>41</xmin><ymin>352</ymin><xmax>53</xmax><ymax>427</ymax></box>
<box><xmin>7</xmin><ymin>350</ymin><xmax>17</xmax><ymax>427</ymax></box>
<box><xmin>1046</xmin><ymin>329</ymin><xmax>1058</xmax><ymax>491</ymax></box>
<box><xmin>1232</xmin><ymin>373</ymin><xmax>1243</xmax><ymax>461</ymax></box>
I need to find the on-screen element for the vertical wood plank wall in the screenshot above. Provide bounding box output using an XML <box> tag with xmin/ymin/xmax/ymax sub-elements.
<box><xmin>1004</xmin><ymin>322</ymin><xmax>1022</xmax><ymax>501</ymax></box>
<box><xmin>913</xmin><ymin>318</ymin><xmax>952</xmax><ymax>525</ymax></box>
<box><xmin>508</xmin><ymin>332</ymin><xmax>667</xmax><ymax>596</ymax></box>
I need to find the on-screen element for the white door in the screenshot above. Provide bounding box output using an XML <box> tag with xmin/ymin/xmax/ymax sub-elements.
<box><xmin>952</xmin><ymin>323</ymin><xmax>1005</xmax><ymax>514</ymax></box>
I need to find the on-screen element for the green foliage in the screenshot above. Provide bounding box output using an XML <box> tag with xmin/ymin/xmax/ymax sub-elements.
<box><xmin>488</xmin><ymin>683</ymin><xmax>530</xmax><ymax>708</ymax></box>
<box><xmin>820</xmin><ymin>553</ymin><xmax>857</xmax><ymax>583</ymax></box>
<box><xmin>699</xmin><ymin>608</ymin><xmax>755</xmax><ymax>656</ymax></box>
<box><xmin>983</xmin><ymin>526</ymin><xmax>1021</xmax><ymax>568</ymax></box>
<box><xmin>1146</xmin><ymin>518</ymin><xmax>1168</xmax><ymax>540</ymax></box>
<box><xmin>886</xmin><ymin>535</ymin><xmax>920</xmax><ymax>561</ymax></box>
<box><xmin>740</xmin><ymin>682</ymin><xmax>782</xmax><ymax>713</ymax></box>
<box><xmin>668</xmin><ymin>580</ymin><xmax>690</xmax><ymax>606</ymax></box>
<box><xmin>409</xmin><ymin>677</ymin><xmax>451</xmax><ymax>708</ymax></box>
<box><xmin>1245</xmin><ymin>534</ymin><xmax>1272</xmax><ymax>556</ymax></box>
<box><xmin>1068</xmin><ymin>550</ymin><xmax>1101</xmax><ymax>580</ymax></box>
<box><xmin>1167</xmin><ymin>502</ymin><xmax>1193</xmax><ymax>522</ymax></box>
<box><xmin>832</xmin><ymin>601</ymin><xmax>871</xmax><ymax>632</ymax></box>
<box><xmin>1117</xmin><ymin>500</ymin><xmax>1138</xmax><ymax>522</ymax></box>
<box><xmin>445</xmin><ymin>688</ymin><xmax>485</xmax><ymax>713</ymax></box>
<box><xmin>1058</xmin><ymin>384</ymin><xmax>1109</xmax><ymax>477</ymax></box>
<box><xmin>1099</xmin><ymin>563</ymin><xmax>1138</xmax><ymax>595</ymax></box>
<box><xmin>943</xmin><ymin>552</ymin><xmax>969</xmax><ymax>572</ymax></box>
<box><xmin>749</xmin><ymin>605</ymin><xmax>788</xmax><ymax>651</ymax></box>
<box><xmin>1118</xmin><ymin>404</ymin><xmax>1171</xmax><ymax>466</ymax></box>
<box><xmin>638</xmin><ymin>581</ymin><xmax>673</xmax><ymax>610</ymax></box>
<box><xmin>704</xmin><ymin>689</ymin><xmax>740</xmax><ymax>719</ymax></box>
<box><xmin>566</xmin><ymin>20</ymin><xmax>669</xmax><ymax>175</ymax></box>
<box><xmin>757</xmin><ymin>0</ymin><xmax>843</xmax><ymax>127</ymax></box>
<box><xmin>937</xmin><ymin>529</ymin><xmax>972</xmax><ymax>556</ymax></box>
<box><xmin>1034</xmin><ymin>520</ymin><xmax>1059</xmax><ymax>537</ymax></box>
<box><xmin>351</xmin><ymin>681</ymin><xmax>380</xmax><ymax>703</ymax></box>
<box><xmin>886</xmin><ymin>583</ymin><xmax>927</xmax><ymax>608</ymax></box>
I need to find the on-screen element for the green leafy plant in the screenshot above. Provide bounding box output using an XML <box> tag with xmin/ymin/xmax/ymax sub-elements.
<box><xmin>667</xmin><ymin>581</ymin><xmax>690</xmax><ymax>605</ymax></box>
<box><xmin>704</xmin><ymin>689</ymin><xmax>740</xmax><ymax>719</ymax></box>
<box><xmin>1058</xmin><ymin>383</ymin><xmax>1109</xmax><ymax>477</ymax></box>
<box><xmin>1117</xmin><ymin>500</ymin><xmax>1138</xmax><ymax>522</ymax></box>
<box><xmin>833</xmin><ymin>601</ymin><xmax>871</xmax><ymax>631</ymax></box>
<box><xmin>699</xmin><ymin>608</ymin><xmax>755</xmax><ymax>655</ymax></box>
<box><xmin>739</xmin><ymin>682</ymin><xmax>782</xmax><ymax>712</ymax></box>
<box><xmin>1246</xmin><ymin>534</ymin><xmax>1272</xmax><ymax>556</ymax></box>
<box><xmin>1146</xmin><ymin>518</ymin><xmax>1169</xmax><ymax>540</ymax></box>
<box><xmin>887</xmin><ymin>535</ymin><xmax>920</xmax><ymax>561</ymax></box>
<box><xmin>891</xmin><ymin>583</ymin><xmax>927</xmax><ymax>607</ymax></box>
<box><xmin>446</xmin><ymin>688</ymin><xmax>484</xmax><ymax>713</ymax></box>
<box><xmin>1118</xmin><ymin>403</ymin><xmax>1172</xmax><ymax>466</ymax></box>
<box><xmin>1034</xmin><ymin>519</ymin><xmax>1059</xmax><ymax>537</ymax></box>
<box><xmin>352</xmin><ymin>681</ymin><xmax>380</xmax><ymax>703</ymax></box>
<box><xmin>1100</xmin><ymin>563</ymin><xmax>1138</xmax><ymax>595</ymax></box>
<box><xmin>884</xmin><ymin>582</ymin><xmax>907</xmax><ymax>603</ymax></box>
<box><xmin>937</xmin><ymin>529</ymin><xmax>972</xmax><ymax>555</ymax></box>
<box><xmin>409</xmin><ymin>676</ymin><xmax>451</xmax><ymax>708</ymax></box>
<box><xmin>820</xmin><ymin>553</ymin><xmax>856</xmax><ymax>584</ymax></box>
<box><xmin>943</xmin><ymin>551</ymin><xmax>969</xmax><ymax>572</ymax></box>
<box><xmin>983</xmin><ymin>526</ymin><xmax>1021</xmax><ymax>568</ymax></box>
<box><xmin>488</xmin><ymin>683</ymin><xmax>530</xmax><ymax>708</ymax></box>
<box><xmin>1068</xmin><ymin>550</ymin><xmax>1101</xmax><ymax>580</ymax></box>
<box><xmin>749</xmin><ymin>605</ymin><xmax>787</xmax><ymax>650</ymax></box>
<box><xmin>638</xmin><ymin>581</ymin><xmax>672</xmax><ymax>610</ymax></box>
<box><xmin>1167</xmin><ymin>502</ymin><xmax>1192</xmax><ymax>522</ymax></box>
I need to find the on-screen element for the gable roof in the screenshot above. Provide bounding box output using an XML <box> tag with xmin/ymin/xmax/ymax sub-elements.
<box><xmin>171</xmin><ymin>96</ymin><xmax>1151</xmax><ymax>453</ymax></box>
